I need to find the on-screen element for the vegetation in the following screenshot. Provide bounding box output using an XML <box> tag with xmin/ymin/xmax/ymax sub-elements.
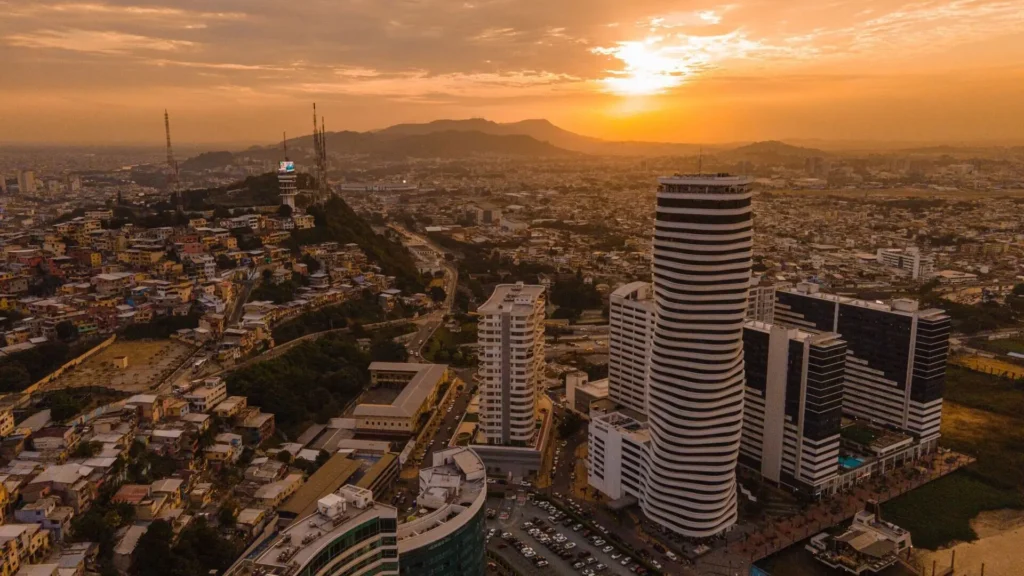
<box><xmin>291</xmin><ymin>197</ymin><xmax>423</xmax><ymax>291</ymax></box>
<box><xmin>557</xmin><ymin>411</ymin><xmax>584</xmax><ymax>439</ymax></box>
<box><xmin>883</xmin><ymin>472</ymin><xmax>1024</xmax><ymax>549</ymax></box>
<box><xmin>550</xmin><ymin>274</ymin><xmax>604</xmax><ymax>320</ymax></box>
<box><xmin>225</xmin><ymin>334</ymin><xmax>371</xmax><ymax>436</ymax></box>
<box><xmin>0</xmin><ymin>340</ymin><xmax>101</xmax><ymax>393</ymax></box>
<box><xmin>121</xmin><ymin>313</ymin><xmax>202</xmax><ymax>340</ymax></box>
<box><xmin>423</xmin><ymin>324</ymin><xmax>477</xmax><ymax>366</ymax></box>
<box><xmin>944</xmin><ymin>365</ymin><xmax>1024</xmax><ymax>418</ymax></box>
<box><xmin>271</xmin><ymin>291</ymin><xmax>408</xmax><ymax>344</ymax></box>
<box><xmin>131</xmin><ymin>518</ymin><xmax>240</xmax><ymax>576</ymax></box>
<box><xmin>923</xmin><ymin>296</ymin><xmax>1019</xmax><ymax>334</ymax></box>
<box><xmin>971</xmin><ymin>337</ymin><xmax>1024</xmax><ymax>357</ymax></box>
<box><xmin>249</xmin><ymin>280</ymin><xmax>298</xmax><ymax>304</ymax></box>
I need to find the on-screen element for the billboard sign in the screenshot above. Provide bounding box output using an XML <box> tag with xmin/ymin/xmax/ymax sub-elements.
<box><xmin>279</xmin><ymin>161</ymin><xmax>295</xmax><ymax>173</ymax></box>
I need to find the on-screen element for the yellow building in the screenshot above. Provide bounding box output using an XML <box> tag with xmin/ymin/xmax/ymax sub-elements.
<box><xmin>352</xmin><ymin>363</ymin><xmax>448</xmax><ymax>434</ymax></box>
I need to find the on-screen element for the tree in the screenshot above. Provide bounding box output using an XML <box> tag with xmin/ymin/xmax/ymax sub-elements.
<box><xmin>370</xmin><ymin>339</ymin><xmax>408</xmax><ymax>363</ymax></box>
<box><xmin>55</xmin><ymin>320</ymin><xmax>78</xmax><ymax>342</ymax></box>
<box><xmin>276</xmin><ymin>450</ymin><xmax>293</xmax><ymax>464</ymax></box>
<box><xmin>277</xmin><ymin>204</ymin><xmax>293</xmax><ymax>218</ymax></box>
<box><xmin>216</xmin><ymin>254</ymin><xmax>236</xmax><ymax>270</ymax></box>
<box><xmin>301</xmin><ymin>253</ymin><xmax>321</xmax><ymax>274</ymax></box>
<box><xmin>0</xmin><ymin>364</ymin><xmax>31</xmax><ymax>393</ymax></box>
<box><xmin>1014</xmin><ymin>283</ymin><xmax>1024</xmax><ymax>297</ymax></box>
<box><xmin>218</xmin><ymin>501</ymin><xmax>238</xmax><ymax>527</ymax></box>
<box><xmin>73</xmin><ymin>440</ymin><xmax>102</xmax><ymax>458</ymax></box>
<box><xmin>131</xmin><ymin>520</ymin><xmax>176</xmax><ymax>576</ymax></box>
<box><xmin>429</xmin><ymin>286</ymin><xmax>447</xmax><ymax>303</ymax></box>
<box><xmin>557</xmin><ymin>411</ymin><xmax>584</xmax><ymax>439</ymax></box>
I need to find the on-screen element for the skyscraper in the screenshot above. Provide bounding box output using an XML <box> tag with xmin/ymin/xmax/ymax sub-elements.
<box><xmin>642</xmin><ymin>174</ymin><xmax>754</xmax><ymax>537</ymax></box>
<box><xmin>741</xmin><ymin>322</ymin><xmax>846</xmax><ymax>497</ymax></box>
<box><xmin>477</xmin><ymin>283</ymin><xmax>546</xmax><ymax>447</ymax></box>
<box><xmin>774</xmin><ymin>282</ymin><xmax>950</xmax><ymax>443</ymax></box>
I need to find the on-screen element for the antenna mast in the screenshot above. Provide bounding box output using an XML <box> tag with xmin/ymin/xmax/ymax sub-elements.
<box><xmin>164</xmin><ymin>109</ymin><xmax>181</xmax><ymax>209</ymax></box>
<box><xmin>283</xmin><ymin>131</ymin><xmax>289</xmax><ymax>160</ymax></box>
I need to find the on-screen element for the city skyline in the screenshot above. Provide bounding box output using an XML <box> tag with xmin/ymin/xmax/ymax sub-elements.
<box><xmin>2</xmin><ymin>0</ymin><xmax>1024</xmax><ymax>144</ymax></box>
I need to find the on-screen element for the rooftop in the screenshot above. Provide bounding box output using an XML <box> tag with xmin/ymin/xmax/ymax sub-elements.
<box><xmin>478</xmin><ymin>282</ymin><xmax>545</xmax><ymax>314</ymax></box>
<box><xmin>353</xmin><ymin>363</ymin><xmax>447</xmax><ymax>419</ymax></box>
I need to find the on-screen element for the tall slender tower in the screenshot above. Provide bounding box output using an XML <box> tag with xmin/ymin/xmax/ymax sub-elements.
<box><xmin>641</xmin><ymin>174</ymin><xmax>754</xmax><ymax>537</ymax></box>
<box><xmin>278</xmin><ymin>132</ymin><xmax>297</xmax><ymax>210</ymax></box>
<box><xmin>164</xmin><ymin>110</ymin><xmax>181</xmax><ymax>208</ymax></box>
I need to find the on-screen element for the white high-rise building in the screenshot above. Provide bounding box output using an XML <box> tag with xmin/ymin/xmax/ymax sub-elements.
<box><xmin>641</xmin><ymin>174</ymin><xmax>754</xmax><ymax>537</ymax></box>
<box><xmin>746</xmin><ymin>274</ymin><xmax>780</xmax><ymax>323</ymax></box>
<box><xmin>478</xmin><ymin>283</ymin><xmax>546</xmax><ymax>447</ymax></box>
<box><xmin>876</xmin><ymin>247</ymin><xmax>934</xmax><ymax>280</ymax></box>
<box><xmin>607</xmin><ymin>282</ymin><xmax>654</xmax><ymax>414</ymax></box>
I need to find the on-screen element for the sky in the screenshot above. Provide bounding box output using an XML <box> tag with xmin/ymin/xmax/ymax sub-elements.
<box><xmin>2</xmin><ymin>0</ymin><xmax>1024</xmax><ymax>146</ymax></box>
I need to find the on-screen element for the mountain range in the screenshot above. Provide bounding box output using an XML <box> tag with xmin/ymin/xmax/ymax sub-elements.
<box><xmin>193</xmin><ymin>118</ymin><xmax>831</xmax><ymax>167</ymax></box>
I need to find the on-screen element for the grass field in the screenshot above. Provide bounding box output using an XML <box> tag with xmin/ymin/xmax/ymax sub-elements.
<box><xmin>953</xmin><ymin>355</ymin><xmax>1024</xmax><ymax>380</ymax></box>
<box><xmin>971</xmin><ymin>337</ymin><xmax>1024</xmax><ymax>356</ymax></box>
<box><xmin>944</xmin><ymin>365</ymin><xmax>1024</xmax><ymax>418</ymax></box>
<box><xmin>883</xmin><ymin>472</ymin><xmax>1024</xmax><ymax>549</ymax></box>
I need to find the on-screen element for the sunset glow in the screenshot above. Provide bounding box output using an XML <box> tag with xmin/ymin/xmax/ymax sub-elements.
<box><xmin>0</xmin><ymin>0</ymin><xmax>1022</xmax><ymax>143</ymax></box>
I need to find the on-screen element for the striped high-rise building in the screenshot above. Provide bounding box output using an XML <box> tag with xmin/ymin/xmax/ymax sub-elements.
<box><xmin>641</xmin><ymin>174</ymin><xmax>754</xmax><ymax>537</ymax></box>
<box><xmin>774</xmin><ymin>282</ymin><xmax>950</xmax><ymax>443</ymax></box>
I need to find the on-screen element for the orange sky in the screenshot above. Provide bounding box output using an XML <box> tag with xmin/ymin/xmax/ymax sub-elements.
<box><xmin>2</xmin><ymin>0</ymin><xmax>1023</xmax><ymax>145</ymax></box>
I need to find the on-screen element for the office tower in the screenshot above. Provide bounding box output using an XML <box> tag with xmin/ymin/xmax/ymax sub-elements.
<box><xmin>876</xmin><ymin>247</ymin><xmax>934</xmax><ymax>280</ymax></box>
<box><xmin>642</xmin><ymin>174</ymin><xmax>754</xmax><ymax>537</ymax></box>
<box><xmin>66</xmin><ymin>174</ymin><xmax>82</xmax><ymax>193</ymax></box>
<box><xmin>774</xmin><ymin>282</ymin><xmax>950</xmax><ymax>443</ymax></box>
<box><xmin>746</xmin><ymin>274</ymin><xmax>780</xmax><ymax>323</ymax></box>
<box><xmin>607</xmin><ymin>282</ymin><xmax>654</xmax><ymax>414</ymax></box>
<box><xmin>477</xmin><ymin>283</ymin><xmax>545</xmax><ymax>447</ymax></box>
<box><xmin>740</xmin><ymin>322</ymin><xmax>846</xmax><ymax>497</ymax></box>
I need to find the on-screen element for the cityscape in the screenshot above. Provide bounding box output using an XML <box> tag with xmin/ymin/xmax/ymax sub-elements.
<box><xmin>1</xmin><ymin>2</ymin><xmax>1024</xmax><ymax>576</ymax></box>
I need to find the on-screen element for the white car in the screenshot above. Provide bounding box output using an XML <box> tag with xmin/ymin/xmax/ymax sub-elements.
<box><xmin>665</xmin><ymin>551</ymin><xmax>678</xmax><ymax>561</ymax></box>
<box><xmin>602</xmin><ymin>546</ymin><xmax>614</xmax><ymax>553</ymax></box>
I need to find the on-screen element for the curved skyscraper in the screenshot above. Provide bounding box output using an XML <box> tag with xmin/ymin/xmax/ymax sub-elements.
<box><xmin>641</xmin><ymin>174</ymin><xmax>754</xmax><ymax>537</ymax></box>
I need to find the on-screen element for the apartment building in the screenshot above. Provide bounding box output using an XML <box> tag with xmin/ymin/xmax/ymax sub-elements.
<box><xmin>477</xmin><ymin>283</ymin><xmax>545</xmax><ymax>447</ymax></box>
<box><xmin>607</xmin><ymin>282</ymin><xmax>653</xmax><ymax>414</ymax></box>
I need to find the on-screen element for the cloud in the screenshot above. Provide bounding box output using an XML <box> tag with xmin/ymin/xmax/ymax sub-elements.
<box><xmin>5</xmin><ymin>29</ymin><xmax>196</xmax><ymax>54</ymax></box>
<box><xmin>292</xmin><ymin>69</ymin><xmax>589</xmax><ymax>100</ymax></box>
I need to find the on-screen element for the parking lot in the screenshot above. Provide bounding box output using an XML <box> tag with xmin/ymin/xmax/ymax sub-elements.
<box><xmin>486</xmin><ymin>495</ymin><xmax>657</xmax><ymax>576</ymax></box>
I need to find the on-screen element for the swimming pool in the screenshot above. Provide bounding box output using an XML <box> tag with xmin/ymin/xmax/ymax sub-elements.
<box><xmin>838</xmin><ymin>455</ymin><xmax>864</xmax><ymax>469</ymax></box>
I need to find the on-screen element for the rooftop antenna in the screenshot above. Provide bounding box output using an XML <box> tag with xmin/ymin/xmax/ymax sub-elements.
<box><xmin>282</xmin><ymin>131</ymin><xmax>289</xmax><ymax>161</ymax></box>
<box><xmin>698</xmin><ymin>146</ymin><xmax>703</xmax><ymax>175</ymax></box>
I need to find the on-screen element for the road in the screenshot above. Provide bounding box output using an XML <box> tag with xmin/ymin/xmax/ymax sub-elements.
<box><xmin>228</xmin><ymin>266</ymin><xmax>263</xmax><ymax>327</ymax></box>
<box><xmin>387</xmin><ymin>223</ymin><xmax>459</xmax><ymax>359</ymax></box>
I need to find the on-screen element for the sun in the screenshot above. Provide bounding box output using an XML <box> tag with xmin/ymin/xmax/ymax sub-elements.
<box><xmin>592</xmin><ymin>37</ymin><xmax>704</xmax><ymax>96</ymax></box>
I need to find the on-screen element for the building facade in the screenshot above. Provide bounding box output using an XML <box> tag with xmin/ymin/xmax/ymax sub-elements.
<box><xmin>607</xmin><ymin>282</ymin><xmax>654</xmax><ymax>414</ymax></box>
<box><xmin>774</xmin><ymin>282</ymin><xmax>950</xmax><ymax>443</ymax></box>
<box><xmin>740</xmin><ymin>322</ymin><xmax>847</xmax><ymax>497</ymax></box>
<box><xmin>642</xmin><ymin>174</ymin><xmax>754</xmax><ymax>537</ymax></box>
<box><xmin>477</xmin><ymin>283</ymin><xmax>545</xmax><ymax>447</ymax></box>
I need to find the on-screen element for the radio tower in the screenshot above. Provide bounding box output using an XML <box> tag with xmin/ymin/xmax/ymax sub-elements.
<box><xmin>164</xmin><ymin>110</ymin><xmax>181</xmax><ymax>210</ymax></box>
<box><xmin>311</xmin><ymin>103</ymin><xmax>329</xmax><ymax>202</ymax></box>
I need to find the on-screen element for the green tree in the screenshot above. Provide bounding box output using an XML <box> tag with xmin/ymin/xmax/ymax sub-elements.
<box><xmin>73</xmin><ymin>440</ymin><xmax>102</xmax><ymax>458</ymax></box>
<box><xmin>429</xmin><ymin>286</ymin><xmax>446</xmax><ymax>303</ymax></box>
<box><xmin>277</xmin><ymin>204</ymin><xmax>294</xmax><ymax>218</ymax></box>
<box><xmin>55</xmin><ymin>320</ymin><xmax>78</xmax><ymax>342</ymax></box>
<box><xmin>218</xmin><ymin>501</ymin><xmax>238</xmax><ymax>527</ymax></box>
<box><xmin>370</xmin><ymin>339</ymin><xmax>408</xmax><ymax>363</ymax></box>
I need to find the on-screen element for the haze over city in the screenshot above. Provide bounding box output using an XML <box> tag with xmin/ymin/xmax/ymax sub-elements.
<box><xmin>3</xmin><ymin>0</ymin><xmax>1024</xmax><ymax>145</ymax></box>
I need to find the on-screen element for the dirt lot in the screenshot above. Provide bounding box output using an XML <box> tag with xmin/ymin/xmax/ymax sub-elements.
<box><xmin>40</xmin><ymin>339</ymin><xmax>195</xmax><ymax>394</ymax></box>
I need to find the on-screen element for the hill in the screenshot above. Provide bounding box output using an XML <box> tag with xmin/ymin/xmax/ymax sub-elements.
<box><xmin>375</xmin><ymin>118</ymin><xmax>704</xmax><ymax>156</ymax></box>
<box><xmin>180</xmin><ymin>151</ymin><xmax>234</xmax><ymax>172</ymax></box>
<box><xmin>717</xmin><ymin>140</ymin><xmax>829</xmax><ymax>166</ymax></box>
<box><xmin>241</xmin><ymin>129</ymin><xmax>573</xmax><ymax>160</ymax></box>
<box><xmin>291</xmin><ymin>196</ymin><xmax>424</xmax><ymax>291</ymax></box>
